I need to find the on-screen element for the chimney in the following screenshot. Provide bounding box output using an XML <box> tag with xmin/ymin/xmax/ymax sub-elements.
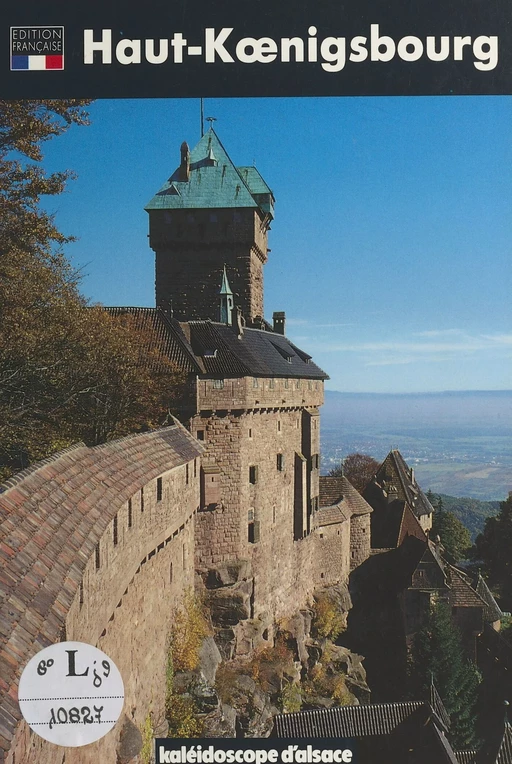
<box><xmin>231</xmin><ymin>305</ymin><xmax>245</xmax><ymax>338</ymax></box>
<box><xmin>180</xmin><ymin>141</ymin><xmax>190</xmax><ymax>181</ymax></box>
<box><xmin>273</xmin><ymin>311</ymin><xmax>286</xmax><ymax>335</ymax></box>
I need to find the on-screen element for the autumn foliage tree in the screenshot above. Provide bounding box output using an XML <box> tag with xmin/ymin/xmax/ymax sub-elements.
<box><xmin>0</xmin><ymin>101</ymin><xmax>183</xmax><ymax>479</ymax></box>
<box><xmin>329</xmin><ymin>452</ymin><xmax>380</xmax><ymax>494</ymax></box>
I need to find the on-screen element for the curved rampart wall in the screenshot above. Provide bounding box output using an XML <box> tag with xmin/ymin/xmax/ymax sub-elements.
<box><xmin>0</xmin><ymin>425</ymin><xmax>202</xmax><ymax>764</ymax></box>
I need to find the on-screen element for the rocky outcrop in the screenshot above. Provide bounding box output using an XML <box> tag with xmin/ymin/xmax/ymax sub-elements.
<box><xmin>167</xmin><ymin>575</ymin><xmax>369</xmax><ymax>738</ymax></box>
<box><xmin>116</xmin><ymin>715</ymin><xmax>143</xmax><ymax>764</ymax></box>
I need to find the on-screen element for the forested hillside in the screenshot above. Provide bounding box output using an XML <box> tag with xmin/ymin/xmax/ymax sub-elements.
<box><xmin>429</xmin><ymin>493</ymin><xmax>500</xmax><ymax>540</ymax></box>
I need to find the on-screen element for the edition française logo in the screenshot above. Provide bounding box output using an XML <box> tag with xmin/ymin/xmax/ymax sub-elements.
<box><xmin>10</xmin><ymin>26</ymin><xmax>64</xmax><ymax>71</ymax></box>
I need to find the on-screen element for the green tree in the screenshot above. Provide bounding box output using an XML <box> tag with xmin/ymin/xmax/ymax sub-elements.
<box><xmin>474</xmin><ymin>494</ymin><xmax>512</xmax><ymax>608</ymax></box>
<box><xmin>409</xmin><ymin>599</ymin><xmax>480</xmax><ymax>748</ymax></box>
<box><xmin>0</xmin><ymin>101</ymin><xmax>183</xmax><ymax>479</ymax></box>
<box><xmin>329</xmin><ymin>452</ymin><xmax>380</xmax><ymax>494</ymax></box>
<box><xmin>432</xmin><ymin>500</ymin><xmax>471</xmax><ymax>563</ymax></box>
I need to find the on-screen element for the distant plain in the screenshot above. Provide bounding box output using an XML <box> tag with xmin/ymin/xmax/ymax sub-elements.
<box><xmin>321</xmin><ymin>390</ymin><xmax>512</xmax><ymax>502</ymax></box>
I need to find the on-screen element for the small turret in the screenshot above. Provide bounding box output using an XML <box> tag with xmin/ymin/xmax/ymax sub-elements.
<box><xmin>219</xmin><ymin>266</ymin><xmax>234</xmax><ymax>325</ymax></box>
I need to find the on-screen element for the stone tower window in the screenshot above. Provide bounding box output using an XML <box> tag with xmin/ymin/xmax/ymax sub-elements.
<box><xmin>277</xmin><ymin>453</ymin><xmax>285</xmax><ymax>471</ymax></box>
<box><xmin>284</xmin><ymin>379</ymin><xmax>289</xmax><ymax>389</ymax></box>
<box><xmin>296</xmin><ymin>380</ymin><xmax>301</xmax><ymax>389</ymax></box>
<box><xmin>197</xmin><ymin>430</ymin><xmax>205</xmax><ymax>441</ymax></box>
<box><xmin>140</xmin><ymin>487</ymin><xmax>144</xmax><ymax>513</ymax></box>
<box><xmin>213</xmin><ymin>379</ymin><xmax>224</xmax><ymax>389</ymax></box>
<box><xmin>248</xmin><ymin>509</ymin><xmax>260</xmax><ymax>543</ymax></box>
<box><xmin>95</xmin><ymin>542</ymin><xmax>101</xmax><ymax>570</ymax></box>
<box><xmin>253</xmin><ymin>378</ymin><xmax>259</xmax><ymax>388</ymax></box>
<box><xmin>113</xmin><ymin>515</ymin><xmax>118</xmax><ymax>546</ymax></box>
<box><xmin>277</xmin><ymin>420</ymin><xmax>281</xmax><ymax>432</ymax></box>
<box><xmin>249</xmin><ymin>465</ymin><xmax>258</xmax><ymax>484</ymax></box>
<box><xmin>157</xmin><ymin>477</ymin><xmax>163</xmax><ymax>502</ymax></box>
<box><xmin>128</xmin><ymin>499</ymin><xmax>132</xmax><ymax>528</ymax></box>
<box><xmin>269</xmin><ymin>378</ymin><xmax>275</xmax><ymax>389</ymax></box>
<box><xmin>186</xmin><ymin>464</ymin><xmax>189</xmax><ymax>484</ymax></box>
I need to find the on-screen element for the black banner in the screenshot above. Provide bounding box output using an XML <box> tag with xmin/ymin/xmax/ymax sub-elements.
<box><xmin>154</xmin><ymin>740</ymin><xmax>357</xmax><ymax>764</ymax></box>
<box><xmin>2</xmin><ymin>0</ymin><xmax>512</xmax><ymax>98</ymax></box>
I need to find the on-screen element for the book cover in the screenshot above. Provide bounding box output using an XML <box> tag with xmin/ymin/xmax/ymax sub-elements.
<box><xmin>1</xmin><ymin>2</ymin><xmax>511</xmax><ymax>763</ymax></box>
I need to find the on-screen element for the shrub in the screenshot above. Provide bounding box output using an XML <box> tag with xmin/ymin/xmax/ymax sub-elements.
<box><xmin>248</xmin><ymin>638</ymin><xmax>296</xmax><ymax>694</ymax></box>
<box><xmin>169</xmin><ymin>590</ymin><xmax>210</xmax><ymax>672</ymax></box>
<box><xmin>303</xmin><ymin>664</ymin><xmax>353</xmax><ymax>706</ymax></box>
<box><xmin>312</xmin><ymin>594</ymin><xmax>346</xmax><ymax>641</ymax></box>
<box><xmin>140</xmin><ymin>711</ymin><xmax>154</xmax><ymax>764</ymax></box>
<box><xmin>166</xmin><ymin>694</ymin><xmax>204</xmax><ymax>738</ymax></box>
<box><xmin>280</xmin><ymin>680</ymin><xmax>302</xmax><ymax>713</ymax></box>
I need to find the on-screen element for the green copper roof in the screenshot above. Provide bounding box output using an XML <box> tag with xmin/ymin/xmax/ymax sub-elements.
<box><xmin>145</xmin><ymin>129</ymin><xmax>273</xmax><ymax>216</ymax></box>
<box><xmin>219</xmin><ymin>266</ymin><xmax>233</xmax><ymax>295</ymax></box>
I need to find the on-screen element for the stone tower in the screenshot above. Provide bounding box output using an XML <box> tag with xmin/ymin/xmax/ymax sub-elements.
<box><xmin>145</xmin><ymin>128</ymin><xmax>274</xmax><ymax>323</ymax></box>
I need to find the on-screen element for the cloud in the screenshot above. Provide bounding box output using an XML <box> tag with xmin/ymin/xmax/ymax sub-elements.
<box><xmin>413</xmin><ymin>328</ymin><xmax>464</xmax><ymax>337</ymax></box>
<box><xmin>482</xmin><ymin>334</ymin><xmax>512</xmax><ymax>345</ymax></box>
<box><xmin>313</xmin><ymin>330</ymin><xmax>512</xmax><ymax>361</ymax></box>
<box><xmin>315</xmin><ymin>322</ymin><xmax>355</xmax><ymax>328</ymax></box>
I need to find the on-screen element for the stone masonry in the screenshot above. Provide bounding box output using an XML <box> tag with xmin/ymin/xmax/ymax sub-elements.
<box><xmin>0</xmin><ymin>425</ymin><xmax>202</xmax><ymax>764</ymax></box>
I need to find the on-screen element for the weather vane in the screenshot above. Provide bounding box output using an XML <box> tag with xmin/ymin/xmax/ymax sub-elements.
<box><xmin>206</xmin><ymin>116</ymin><xmax>217</xmax><ymax>128</ymax></box>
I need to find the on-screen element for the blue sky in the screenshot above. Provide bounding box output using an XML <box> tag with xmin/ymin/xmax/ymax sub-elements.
<box><xmin>41</xmin><ymin>97</ymin><xmax>511</xmax><ymax>393</ymax></box>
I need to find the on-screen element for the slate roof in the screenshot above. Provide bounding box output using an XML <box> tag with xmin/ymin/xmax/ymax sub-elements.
<box><xmin>273</xmin><ymin>701</ymin><xmax>425</xmax><ymax>737</ymax></box>
<box><xmin>475</xmin><ymin>574</ymin><xmax>504</xmax><ymax>623</ymax></box>
<box><xmin>455</xmin><ymin>752</ymin><xmax>478</xmax><ymax>764</ymax></box>
<box><xmin>479</xmin><ymin>719</ymin><xmax>512</xmax><ymax>764</ymax></box>
<box><xmin>368</xmin><ymin>450</ymin><xmax>434</xmax><ymax>522</ymax></box>
<box><xmin>496</xmin><ymin>722</ymin><xmax>512</xmax><ymax>764</ymax></box>
<box><xmin>103</xmin><ymin>309</ymin><xmax>327</xmax><ymax>381</ymax></box>
<box><xmin>273</xmin><ymin>701</ymin><xmax>460</xmax><ymax>763</ymax></box>
<box><xmin>0</xmin><ymin>425</ymin><xmax>202</xmax><ymax>757</ymax></box>
<box><xmin>318</xmin><ymin>476</ymin><xmax>373</xmax><ymax>524</ymax></box>
<box><xmin>184</xmin><ymin>321</ymin><xmax>328</xmax><ymax>380</ymax></box>
<box><xmin>145</xmin><ymin>129</ymin><xmax>274</xmax><ymax>218</ymax></box>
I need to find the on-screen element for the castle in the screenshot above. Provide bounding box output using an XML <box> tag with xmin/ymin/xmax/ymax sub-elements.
<box><xmin>0</xmin><ymin>125</ymin><xmax>508</xmax><ymax>764</ymax></box>
<box><xmin>0</xmin><ymin>128</ymin><xmax>373</xmax><ymax>763</ymax></box>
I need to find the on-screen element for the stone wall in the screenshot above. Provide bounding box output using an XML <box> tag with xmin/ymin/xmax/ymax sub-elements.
<box><xmin>349</xmin><ymin>513</ymin><xmax>372</xmax><ymax>571</ymax></box>
<box><xmin>150</xmin><ymin>208</ymin><xmax>268</xmax><ymax>322</ymax></box>
<box><xmin>0</xmin><ymin>427</ymin><xmax>202</xmax><ymax>764</ymax></box>
<box><xmin>193</xmin><ymin>404</ymin><xmax>322</xmax><ymax>623</ymax></box>
<box><xmin>196</xmin><ymin>375</ymin><xmax>324</xmax><ymax>412</ymax></box>
<box><xmin>315</xmin><ymin>521</ymin><xmax>351</xmax><ymax>586</ymax></box>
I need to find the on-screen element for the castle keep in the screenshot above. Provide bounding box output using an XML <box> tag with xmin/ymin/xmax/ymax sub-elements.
<box><xmin>142</xmin><ymin>128</ymin><xmax>373</xmax><ymax>627</ymax></box>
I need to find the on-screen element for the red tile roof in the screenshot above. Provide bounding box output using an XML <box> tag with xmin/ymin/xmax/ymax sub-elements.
<box><xmin>0</xmin><ymin>424</ymin><xmax>202</xmax><ymax>756</ymax></box>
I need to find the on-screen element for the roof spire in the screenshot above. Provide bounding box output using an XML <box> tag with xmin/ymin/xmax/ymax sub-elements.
<box><xmin>206</xmin><ymin>116</ymin><xmax>217</xmax><ymax>131</ymax></box>
<box><xmin>219</xmin><ymin>266</ymin><xmax>234</xmax><ymax>325</ymax></box>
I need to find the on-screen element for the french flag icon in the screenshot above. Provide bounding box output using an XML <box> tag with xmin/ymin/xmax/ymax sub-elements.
<box><xmin>11</xmin><ymin>54</ymin><xmax>64</xmax><ymax>70</ymax></box>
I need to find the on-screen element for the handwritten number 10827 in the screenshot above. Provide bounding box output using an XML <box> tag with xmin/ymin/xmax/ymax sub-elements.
<box><xmin>48</xmin><ymin>705</ymin><xmax>104</xmax><ymax>729</ymax></box>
